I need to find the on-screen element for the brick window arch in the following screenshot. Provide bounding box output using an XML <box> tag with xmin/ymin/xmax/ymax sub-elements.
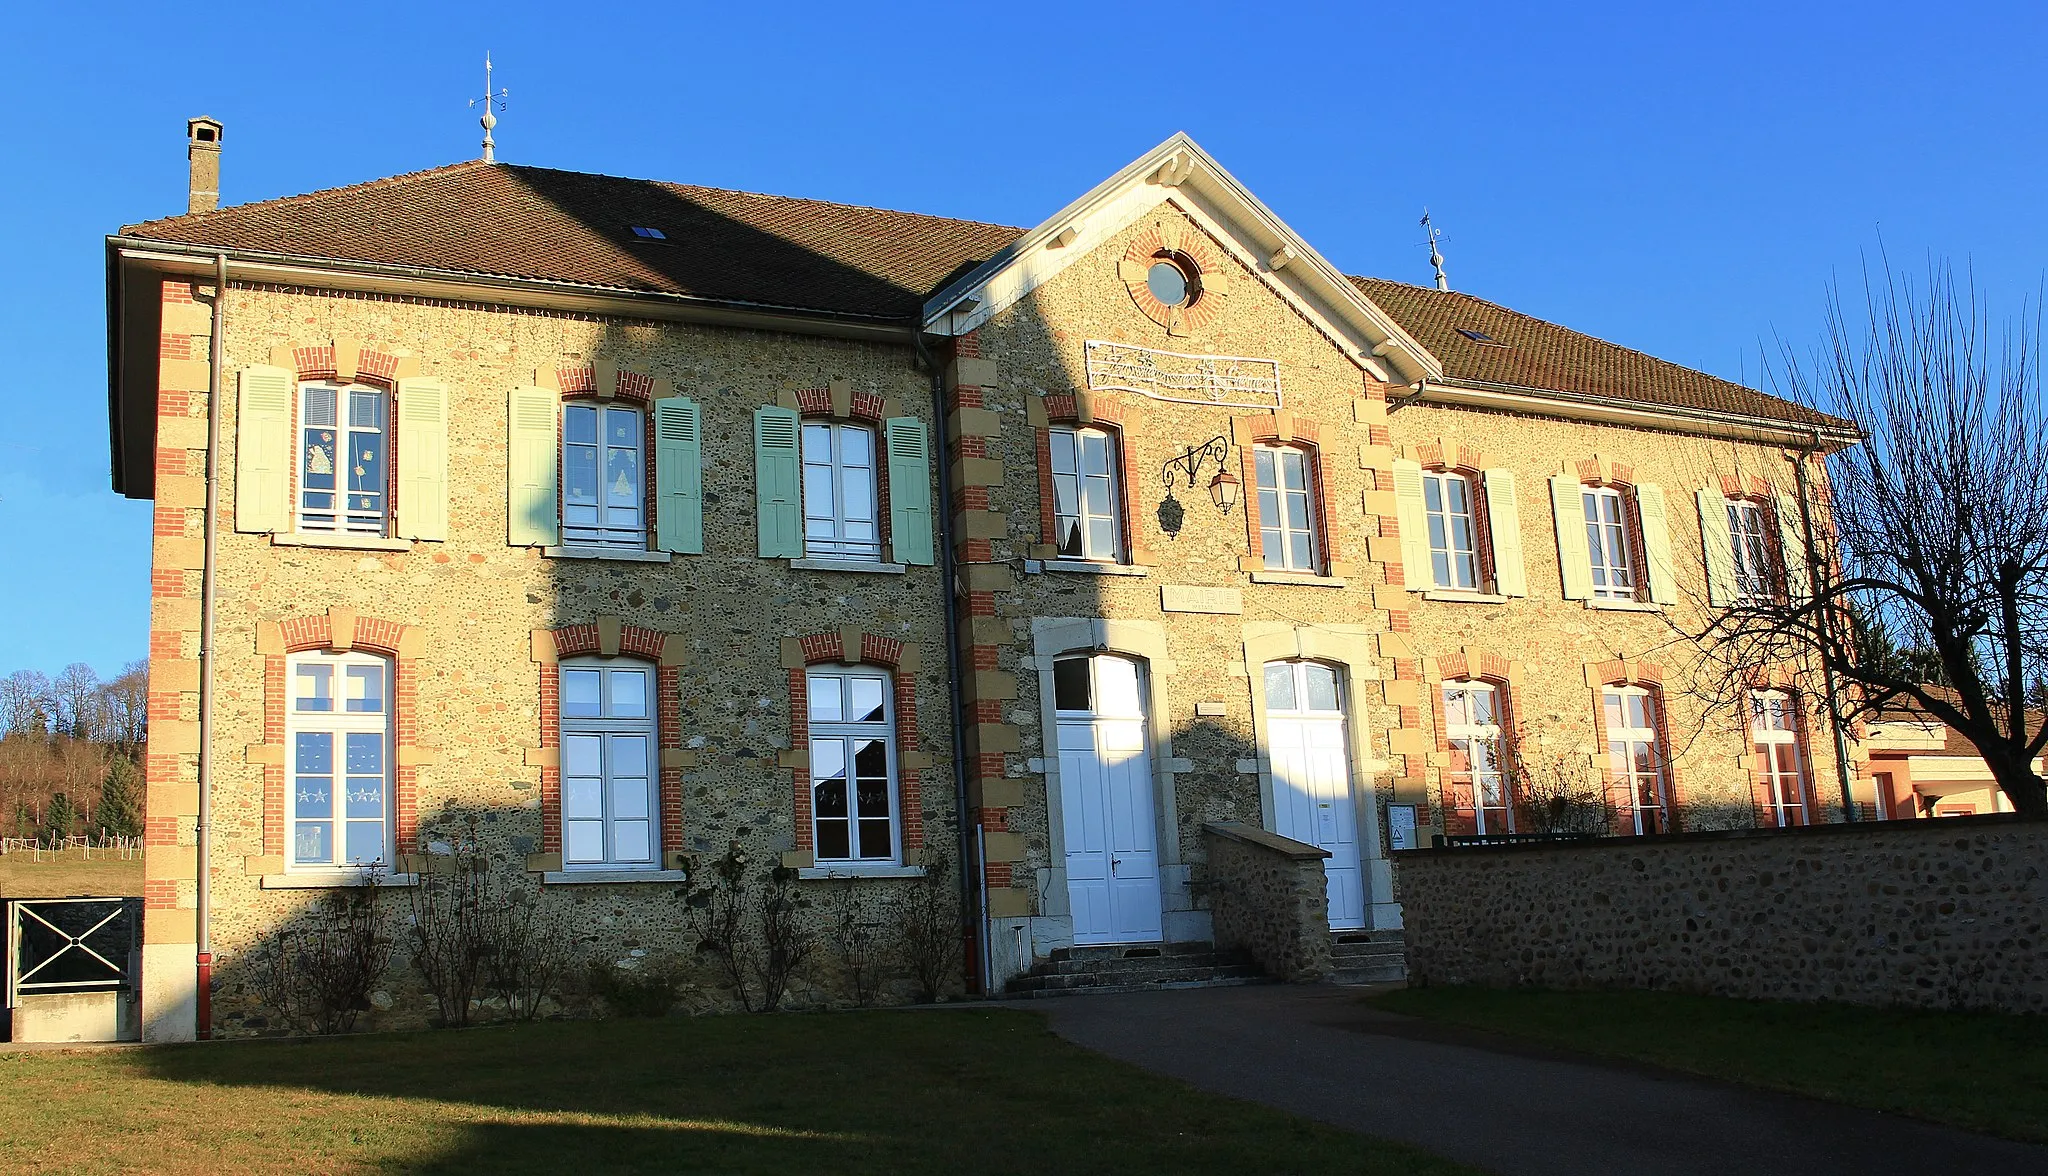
<box><xmin>534</xmin><ymin>621</ymin><xmax>686</xmax><ymax>869</ymax></box>
<box><xmin>783</xmin><ymin>630</ymin><xmax>924</xmax><ymax>867</ymax></box>
<box><xmin>1032</xmin><ymin>393</ymin><xmax>1146</xmax><ymax>565</ymax></box>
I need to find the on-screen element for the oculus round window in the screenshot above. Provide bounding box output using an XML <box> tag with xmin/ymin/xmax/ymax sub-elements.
<box><xmin>1147</xmin><ymin>260</ymin><xmax>1192</xmax><ymax>308</ymax></box>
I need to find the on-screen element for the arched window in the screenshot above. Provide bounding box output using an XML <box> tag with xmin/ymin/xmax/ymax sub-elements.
<box><xmin>1423</xmin><ymin>470</ymin><xmax>1482</xmax><ymax>591</ymax></box>
<box><xmin>1749</xmin><ymin>689</ymin><xmax>1806</xmax><ymax>826</ymax></box>
<box><xmin>1049</xmin><ymin>425</ymin><xmax>1124</xmax><ymax>562</ymax></box>
<box><xmin>1726</xmin><ymin>498</ymin><xmax>1776</xmax><ymax>600</ymax></box>
<box><xmin>1602</xmin><ymin>685</ymin><xmax>1668</xmax><ymax>835</ymax></box>
<box><xmin>1443</xmin><ymin>680</ymin><xmax>1511</xmax><ymax>834</ymax></box>
<box><xmin>1255</xmin><ymin>444</ymin><xmax>1320</xmax><ymax>573</ymax></box>
<box><xmin>562</xmin><ymin>402</ymin><xmax>646</xmax><ymax>548</ymax></box>
<box><xmin>807</xmin><ymin>664</ymin><xmax>898</xmax><ymax>862</ymax></box>
<box><xmin>802</xmin><ymin>422</ymin><xmax>881</xmax><ymax>561</ymax></box>
<box><xmin>298</xmin><ymin>382</ymin><xmax>388</xmax><ymax>535</ymax></box>
<box><xmin>559</xmin><ymin>658</ymin><xmax>658</xmax><ymax>869</ymax></box>
<box><xmin>1582</xmin><ymin>485</ymin><xmax>1637</xmax><ymax>600</ymax></box>
<box><xmin>286</xmin><ymin>649</ymin><xmax>392</xmax><ymax>868</ymax></box>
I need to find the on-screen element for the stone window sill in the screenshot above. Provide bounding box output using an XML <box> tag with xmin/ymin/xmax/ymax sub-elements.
<box><xmin>791</xmin><ymin>558</ymin><xmax>906</xmax><ymax>575</ymax></box>
<box><xmin>796</xmin><ymin>864</ymin><xmax>927</xmax><ymax>880</ymax></box>
<box><xmin>271</xmin><ymin>532</ymin><xmax>413</xmax><ymax>552</ymax></box>
<box><xmin>261</xmin><ymin>871</ymin><xmax>420</xmax><ymax>889</ymax></box>
<box><xmin>1585</xmin><ymin>597</ymin><xmax>1664</xmax><ymax>613</ymax></box>
<box><xmin>542</xmin><ymin>868</ymin><xmax>689</xmax><ymax>885</ymax></box>
<box><xmin>1423</xmin><ymin>589</ymin><xmax>1511</xmax><ymax>604</ymax></box>
<box><xmin>544</xmin><ymin>546</ymin><xmax>672</xmax><ymax>563</ymax></box>
<box><xmin>1039</xmin><ymin>560</ymin><xmax>1151</xmax><ymax>577</ymax></box>
<box><xmin>1249</xmin><ymin>571</ymin><xmax>1346</xmax><ymax>588</ymax></box>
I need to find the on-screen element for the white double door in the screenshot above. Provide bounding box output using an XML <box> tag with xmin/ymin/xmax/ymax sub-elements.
<box><xmin>1265</xmin><ymin>661</ymin><xmax>1366</xmax><ymax>930</ymax></box>
<box><xmin>1055</xmin><ymin>655</ymin><xmax>1163</xmax><ymax>945</ymax></box>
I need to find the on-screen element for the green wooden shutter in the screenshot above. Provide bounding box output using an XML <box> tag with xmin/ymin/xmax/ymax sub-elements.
<box><xmin>1636</xmin><ymin>482</ymin><xmax>1678</xmax><ymax>606</ymax></box>
<box><xmin>506</xmin><ymin>386</ymin><xmax>559</xmax><ymax>547</ymax></box>
<box><xmin>1391</xmin><ymin>458</ymin><xmax>1429</xmax><ymax>591</ymax></box>
<box><xmin>654</xmin><ymin>396</ymin><xmax>704</xmax><ymax>555</ymax></box>
<box><xmin>395</xmin><ymin>377</ymin><xmax>448</xmax><ymax>542</ymax></box>
<box><xmin>884</xmin><ymin>416</ymin><xmax>934</xmax><ymax>566</ymax></box>
<box><xmin>1697</xmin><ymin>488</ymin><xmax>1737</xmax><ymax>607</ymax></box>
<box><xmin>1550</xmin><ymin>473</ymin><xmax>1593</xmax><ymax>600</ymax></box>
<box><xmin>1776</xmin><ymin>490</ymin><xmax>1813</xmax><ymax>601</ymax></box>
<box><xmin>754</xmin><ymin>405</ymin><xmax>803</xmax><ymax>558</ymax></box>
<box><xmin>233</xmin><ymin>365</ymin><xmax>293</xmax><ymax>534</ymax></box>
<box><xmin>1482</xmin><ymin>468</ymin><xmax>1526</xmax><ymax>597</ymax></box>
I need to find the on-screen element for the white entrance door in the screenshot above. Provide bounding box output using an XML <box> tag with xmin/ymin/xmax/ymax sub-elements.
<box><xmin>1053</xmin><ymin>654</ymin><xmax>1162</xmax><ymax>945</ymax></box>
<box><xmin>1264</xmin><ymin>660</ymin><xmax>1365</xmax><ymax>930</ymax></box>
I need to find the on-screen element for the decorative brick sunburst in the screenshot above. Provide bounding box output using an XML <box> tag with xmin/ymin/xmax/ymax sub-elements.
<box><xmin>1117</xmin><ymin>219</ymin><xmax>1231</xmax><ymax>336</ymax></box>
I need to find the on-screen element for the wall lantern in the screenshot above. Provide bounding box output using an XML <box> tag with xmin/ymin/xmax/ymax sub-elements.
<box><xmin>1157</xmin><ymin>435</ymin><xmax>1237</xmax><ymax>537</ymax></box>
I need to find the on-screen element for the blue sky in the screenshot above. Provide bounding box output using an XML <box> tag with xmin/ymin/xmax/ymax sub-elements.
<box><xmin>4</xmin><ymin>1</ymin><xmax>2044</xmax><ymax>680</ymax></box>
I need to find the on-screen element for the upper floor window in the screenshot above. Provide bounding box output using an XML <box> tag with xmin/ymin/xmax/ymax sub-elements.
<box><xmin>1424</xmin><ymin>471</ymin><xmax>1481</xmax><ymax>591</ymax></box>
<box><xmin>802</xmin><ymin>423</ymin><xmax>881</xmax><ymax>562</ymax></box>
<box><xmin>1050</xmin><ymin>425</ymin><xmax>1123</xmax><ymax>562</ymax></box>
<box><xmin>1728</xmin><ymin>499</ymin><xmax>1775</xmax><ymax>601</ymax></box>
<box><xmin>1444</xmin><ymin>681</ymin><xmax>1510</xmax><ymax>834</ymax></box>
<box><xmin>807</xmin><ymin>665</ymin><xmax>898</xmax><ymax>863</ymax></box>
<box><xmin>1582</xmin><ymin>486</ymin><xmax>1637</xmax><ymax>600</ymax></box>
<box><xmin>299</xmin><ymin>382</ymin><xmax>388</xmax><ymax>535</ymax></box>
<box><xmin>1603</xmin><ymin>685</ymin><xmax>1667</xmax><ymax>835</ymax></box>
<box><xmin>1255</xmin><ymin>445</ymin><xmax>1319</xmax><ymax>573</ymax></box>
<box><xmin>287</xmin><ymin>650</ymin><xmax>391</xmax><ymax>869</ymax></box>
<box><xmin>563</xmin><ymin>404</ymin><xmax>645</xmax><ymax>548</ymax></box>
<box><xmin>560</xmin><ymin>659</ymin><xmax>658</xmax><ymax>870</ymax></box>
<box><xmin>1749</xmin><ymin>689</ymin><xmax>1805</xmax><ymax>827</ymax></box>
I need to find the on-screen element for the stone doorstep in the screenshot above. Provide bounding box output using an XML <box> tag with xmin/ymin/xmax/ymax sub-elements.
<box><xmin>1007</xmin><ymin>970</ymin><xmax>1272</xmax><ymax>996</ymax></box>
<box><xmin>1049</xmin><ymin>940</ymin><xmax>1224</xmax><ymax>963</ymax></box>
<box><xmin>1003</xmin><ymin>977</ymin><xmax>1274</xmax><ymax>1001</ymax></box>
<box><xmin>1037</xmin><ymin>951</ymin><xmax>1259</xmax><ymax>979</ymax></box>
<box><xmin>1328</xmin><ymin>962</ymin><xmax>1411</xmax><ymax>986</ymax></box>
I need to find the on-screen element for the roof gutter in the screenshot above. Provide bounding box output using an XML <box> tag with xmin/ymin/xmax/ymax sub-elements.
<box><xmin>1409</xmin><ymin>376</ymin><xmax>1863</xmax><ymax>450</ymax></box>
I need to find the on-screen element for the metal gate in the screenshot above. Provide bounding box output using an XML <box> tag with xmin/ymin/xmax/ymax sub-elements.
<box><xmin>5</xmin><ymin>898</ymin><xmax>141</xmax><ymax>1042</ymax></box>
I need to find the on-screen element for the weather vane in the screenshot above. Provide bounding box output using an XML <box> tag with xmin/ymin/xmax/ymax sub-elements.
<box><xmin>1420</xmin><ymin>209</ymin><xmax>1448</xmax><ymax>291</ymax></box>
<box><xmin>469</xmin><ymin>53</ymin><xmax>508</xmax><ymax>162</ymax></box>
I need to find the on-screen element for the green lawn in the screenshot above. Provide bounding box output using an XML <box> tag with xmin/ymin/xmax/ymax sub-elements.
<box><xmin>0</xmin><ymin>1009</ymin><xmax>1471</xmax><ymax>1175</ymax></box>
<box><xmin>1375</xmin><ymin>986</ymin><xmax>2048</xmax><ymax>1144</ymax></box>
<box><xmin>0</xmin><ymin>849</ymin><xmax>142</xmax><ymax>899</ymax></box>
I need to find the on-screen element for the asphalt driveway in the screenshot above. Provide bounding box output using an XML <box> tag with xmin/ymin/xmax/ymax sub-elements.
<box><xmin>1018</xmin><ymin>984</ymin><xmax>2048</xmax><ymax>1176</ymax></box>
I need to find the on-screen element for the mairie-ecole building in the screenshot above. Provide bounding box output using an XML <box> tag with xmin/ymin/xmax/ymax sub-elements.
<box><xmin>108</xmin><ymin>124</ymin><xmax>1875</xmax><ymax>1039</ymax></box>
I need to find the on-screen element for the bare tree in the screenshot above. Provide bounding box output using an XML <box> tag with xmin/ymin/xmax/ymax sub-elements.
<box><xmin>0</xmin><ymin>670</ymin><xmax>53</xmax><ymax>739</ymax></box>
<box><xmin>53</xmin><ymin>663</ymin><xmax>103</xmax><ymax>743</ymax></box>
<box><xmin>1691</xmin><ymin>258</ymin><xmax>2048</xmax><ymax>817</ymax></box>
<box><xmin>104</xmin><ymin>661</ymin><xmax>148</xmax><ymax>754</ymax></box>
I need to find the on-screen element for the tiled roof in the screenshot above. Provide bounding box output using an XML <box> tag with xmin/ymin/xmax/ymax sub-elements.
<box><xmin>121</xmin><ymin>162</ymin><xmax>1025</xmax><ymax>322</ymax></box>
<box><xmin>1352</xmin><ymin>277</ymin><xmax>1843</xmax><ymax>428</ymax></box>
<box><xmin>118</xmin><ymin>161</ymin><xmax>1833</xmax><ymax>426</ymax></box>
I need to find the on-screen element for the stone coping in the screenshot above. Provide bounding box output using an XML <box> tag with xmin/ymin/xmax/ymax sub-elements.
<box><xmin>1393</xmin><ymin>810</ymin><xmax>2038</xmax><ymax>857</ymax></box>
<box><xmin>1204</xmin><ymin>820</ymin><xmax>1330</xmax><ymax>860</ymax></box>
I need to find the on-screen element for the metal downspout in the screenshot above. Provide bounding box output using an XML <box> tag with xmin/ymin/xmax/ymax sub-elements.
<box><xmin>1792</xmin><ymin>432</ymin><xmax>1857</xmax><ymax>821</ymax></box>
<box><xmin>195</xmin><ymin>253</ymin><xmax>226</xmax><ymax>1035</ymax></box>
<box><xmin>912</xmin><ymin>328</ymin><xmax>987</xmax><ymax>995</ymax></box>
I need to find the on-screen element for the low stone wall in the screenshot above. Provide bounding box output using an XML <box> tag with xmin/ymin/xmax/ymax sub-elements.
<box><xmin>1396</xmin><ymin>813</ymin><xmax>2048</xmax><ymax>1013</ymax></box>
<box><xmin>1201</xmin><ymin>822</ymin><xmax>1332</xmax><ymax>982</ymax></box>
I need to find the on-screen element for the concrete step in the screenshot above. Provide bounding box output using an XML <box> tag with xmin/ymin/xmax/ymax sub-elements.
<box><xmin>1008</xmin><ymin>962</ymin><xmax>1267</xmax><ymax>994</ymax></box>
<box><xmin>1329</xmin><ymin>961</ymin><xmax>1409</xmax><ymax>986</ymax></box>
<box><xmin>1005</xmin><ymin>974</ymin><xmax>1276</xmax><ymax>1000</ymax></box>
<box><xmin>1048</xmin><ymin>940</ymin><xmax>1223</xmax><ymax>963</ymax></box>
<box><xmin>1037</xmin><ymin>950</ymin><xmax>1256</xmax><ymax>978</ymax></box>
<box><xmin>1328</xmin><ymin>929</ymin><xmax>1407</xmax><ymax>985</ymax></box>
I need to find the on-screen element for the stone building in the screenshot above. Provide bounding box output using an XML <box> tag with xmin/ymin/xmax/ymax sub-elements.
<box><xmin>105</xmin><ymin>128</ymin><xmax>1864</xmax><ymax>1039</ymax></box>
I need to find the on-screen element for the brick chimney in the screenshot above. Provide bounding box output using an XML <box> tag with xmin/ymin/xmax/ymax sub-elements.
<box><xmin>186</xmin><ymin>117</ymin><xmax>223</xmax><ymax>214</ymax></box>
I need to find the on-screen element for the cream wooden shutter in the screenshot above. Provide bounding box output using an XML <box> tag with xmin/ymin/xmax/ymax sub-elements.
<box><xmin>1549</xmin><ymin>473</ymin><xmax>1593</xmax><ymax>600</ymax></box>
<box><xmin>395</xmin><ymin>377</ymin><xmax>448</xmax><ymax>542</ymax></box>
<box><xmin>506</xmin><ymin>386</ymin><xmax>558</xmax><ymax>547</ymax></box>
<box><xmin>1776</xmin><ymin>489</ymin><xmax>1813</xmax><ymax>601</ymax></box>
<box><xmin>1697</xmin><ymin>489</ymin><xmax>1737</xmax><ymax>607</ymax></box>
<box><xmin>1482</xmin><ymin>468</ymin><xmax>1526</xmax><ymax>597</ymax></box>
<box><xmin>1636</xmin><ymin>482</ymin><xmax>1678</xmax><ymax>606</ymax></box>
<box><xmin>884</xmin><ymin>417</ymin><xmax>934</xmax><ymax>566</ymax></box>
<box><xmin>233</xmin><ymin>365</ymin><xmax>292</xmax><ymax>534</ymax></box>
<box><xmin>754</xmin><ymin>405</ymin><xmax>803</xmax><ymax>558</ymax></box>
<box><xmin>653</xmin><ymin>396</ymin><xmax>704</xmax><ymax>555</ymax></box>
<box><xmin>1391</xmin><ymin>458</ymin><xmax>1430</xmax><ymax>591</ymax></box>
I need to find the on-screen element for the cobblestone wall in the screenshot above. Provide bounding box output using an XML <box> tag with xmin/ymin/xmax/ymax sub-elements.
<box><xmin>1202</xmin><ymin>822</ymin><xmax>1333</xmax><ymax>982</ymax></box>
<box><xmin>1396</xmin><ymin>814</ymin><xmax>2048</xmax><ymax>1012</ymax></box>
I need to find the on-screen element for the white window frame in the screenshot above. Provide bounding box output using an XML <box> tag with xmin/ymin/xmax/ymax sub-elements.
<box><xmin>802</xmin><ymin>422</ymin><xmax>882</xmax><ymax>562</ymax></box>
<box><xmin>1255</xmin><ymin>444</ymin><xmax>1320</xmax><ymax>573</ymax></box>
<box><xmin>1582</xmin><ymin>486</ymin><xmax>1637</xmax><ymax>600</ymax></box>
<box><xmin>1749</xmin><ymin>689</ymin><xmax>1806</xmax><ymax>826</ymax></box>
<box><xmin>806</xmin><ymin>664</ymin><xmax>899</xmax><ymax>865</ymax></box>
<box><xmin>285</xmin><ymin>650</ymin><xmax>392</xmax><ymax>871</ymax></box>
<box><xmin>1423</xmin><ymin>470</ymin><xmax>1481</xmax><ymax>590</ymax></box>
<box><xmin>1049</xmin><ymin>425</ymin><xmax>1124</xmax><ymax>562</ymax></box>
<box><xmin>559</xmin><ymin>658</ymin><xmax>660</xmax><ymax>871</ymax></box>
<box><xmin>298</xmin><ymin>381</ymin><xmax>390</xmax><ymax>535</ymax></box>
<box><xmin>1728</xmin><ymin>499</ymin><xmax>1775</xmax><ymax>601</ymax></box>
<box><xmin>1603</xmin><ymin>685</ymin><xmax>1666</xmax><ymax>835</ymax></box>
<box><xmin>562</xmin><ymin>402</ymin><xmax>647</xmax><ymax>549</ymax></box>
<box><xmin>1443</xmin><ymin>680</ymin><xmax>1510</xmax><ymax>834</ymax></box>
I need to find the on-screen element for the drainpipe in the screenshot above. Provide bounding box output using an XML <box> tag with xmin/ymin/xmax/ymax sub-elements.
<box><xmin>911</xmin><ymin>327</ymin><xmax>987</xmax><ymax>995</ymax></box>
<box><xmin>1791</xmin><ymin>431</ymin><xmax>1857</xmax><ymax>822</ymax></box>
<box><xmin>194</xmin><ymin>252</ymin><xmax>227</xmax><ymax>1036</ymax></box>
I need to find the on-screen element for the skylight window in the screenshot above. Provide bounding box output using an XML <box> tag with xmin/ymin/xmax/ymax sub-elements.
<box><xmin>629</xmin><ymin>226</ymin><xmax>667</xmax><ymax>240</ymax></box>
<box><xmin>1455</xmin><ymin>327</ymin><xmax>1496</xmax><ymax>343</ymax></box>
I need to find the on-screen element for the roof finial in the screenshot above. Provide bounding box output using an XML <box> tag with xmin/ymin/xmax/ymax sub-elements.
<box><xmin>1420</xmin><ymin>209</ymin><xmax>1449</xmax><ymax>291</ymax></box>
<box><xmin>469</xmin><ymin>53</ymin><xmax>508</xmax><ymax>162</ymax></box>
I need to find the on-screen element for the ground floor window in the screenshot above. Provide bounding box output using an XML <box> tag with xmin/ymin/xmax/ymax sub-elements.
<box><xmin>1749</xmin><ymin>689</ymin><xmax>1806</xmax><ymax>826</ymax></box>
<box><xmin>1444</xmin><ymin>680</ymin><xmax>1511</xmax><ymax>834</ymax></box>
<box><xmin>807</xmin><ymin>665</ymin><xmax>898</xmax><ymax>862</ymax></box>
<box><xmin>560</xmin><ymin>658</ymin><xmax>658</xmax><ymax>869</ymax></box>
<box><xmin>1603</xmin><ymin>685</ymin><xmax>1668</xmax><ymax>835</ymax></box>
<box><xmin>287</xmin><ymin>650</ymin><xmax>391</xmax><ymax>868</ymax></box>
